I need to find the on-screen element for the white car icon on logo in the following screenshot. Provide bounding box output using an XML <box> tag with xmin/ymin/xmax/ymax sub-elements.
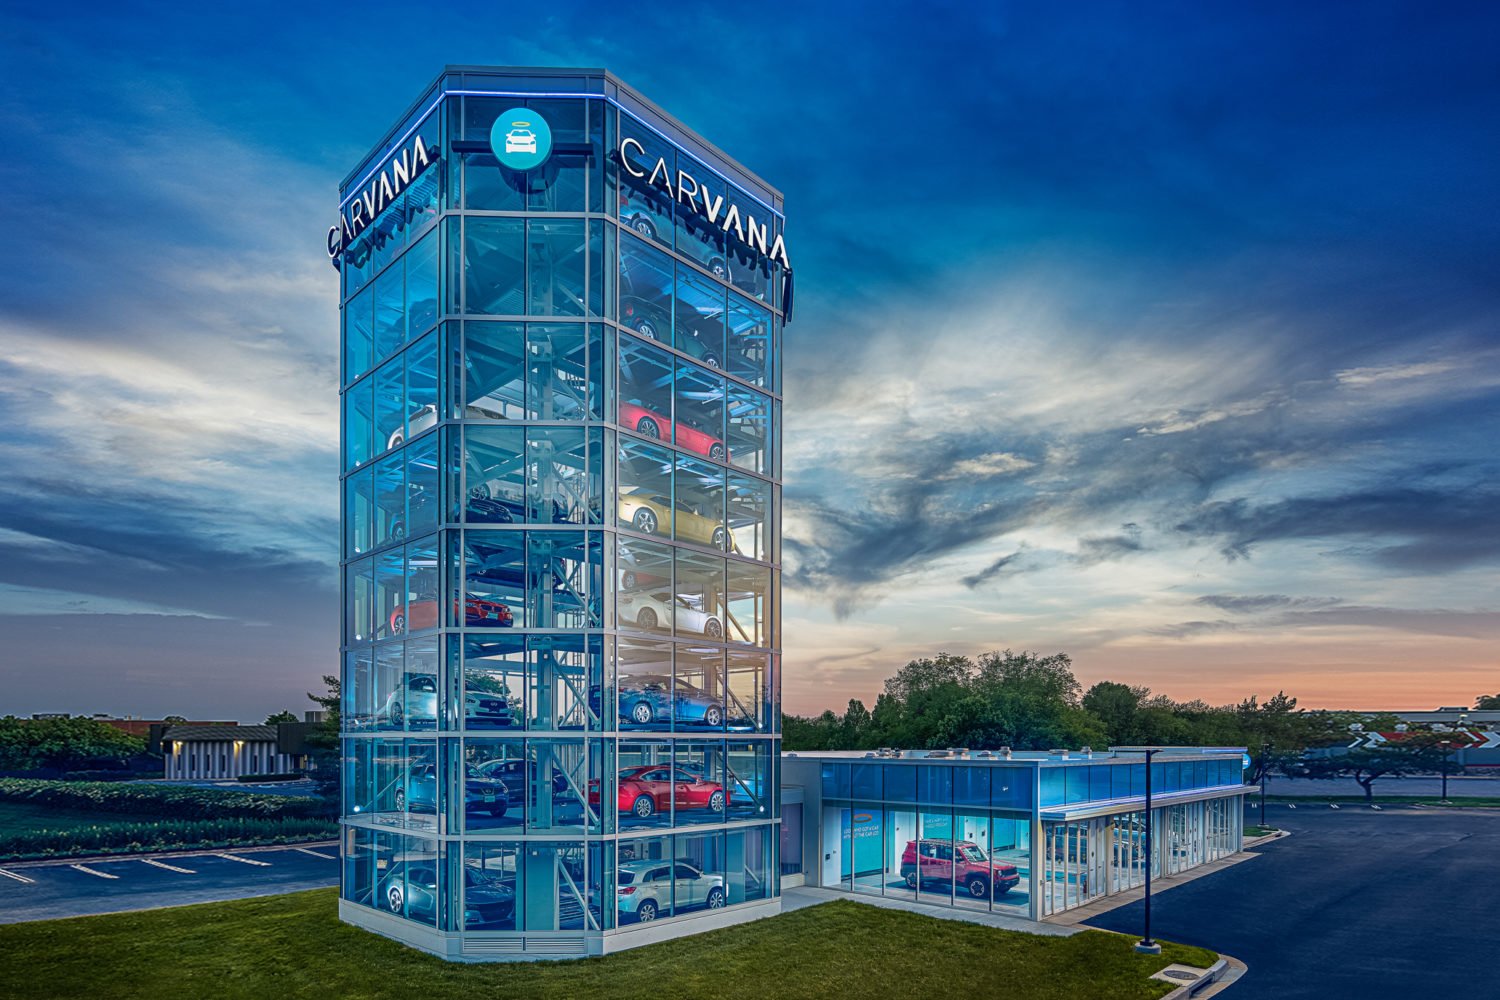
<box><xmin>505</xmin><ymin>128</ymin><xmax>536</xmax><ymax>155</ymax></box>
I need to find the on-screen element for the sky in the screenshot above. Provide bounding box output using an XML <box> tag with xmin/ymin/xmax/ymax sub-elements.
<box><xmin>1</xmin><ymin>1</ymin><xmax>1497</xmax><ymax>721</ymax></box>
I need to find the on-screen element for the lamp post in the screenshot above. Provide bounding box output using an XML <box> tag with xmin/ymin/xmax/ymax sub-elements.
<box><xmin>1439</xmin><ymin>740</ymin><xmax>1452</xmax><ymax>804</ymax></box>
<box><xmin>1135</xmin><ymin>748</ymin><xmax>1162</xmax><ymax>955</ymax></box>
<box><xmin>1260</xmin><ymin>742</ymin><xmax>1271</xmax><ymax>828</ymax></box>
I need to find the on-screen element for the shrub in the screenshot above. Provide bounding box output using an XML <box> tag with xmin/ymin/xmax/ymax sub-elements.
<box><xmin>61</xmin><ymin>770</ymin><xmax>158</xmax><ymax>783</ymax></box>
<box><xmin>0</xmin><ymin>817</ymin><xmax>338</xmax><ymax>861</ymax></box>
<box><xmin>0</xmin><ymin>779</ymin><xmax>333</xmax><ymax>820</ymax></box>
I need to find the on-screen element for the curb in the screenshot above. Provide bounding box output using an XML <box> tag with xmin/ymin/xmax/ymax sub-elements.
<box><xmin>1161</xmin><ymin>954</ymin><xmax>1247</xmax><ymax>998</ymax></box>
<box><xmin>1242</xmin><ymin>830</ymin><xmax>1289</xmax><ymax>849</ymax></box>
<box><xmin>3</xmin><ymin>840</ymin><xmax>338</xmax><ymax>870</ymax></box>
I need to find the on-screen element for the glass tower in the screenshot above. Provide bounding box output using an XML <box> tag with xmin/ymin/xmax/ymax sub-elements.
<box><xmin>337</xmin><ymin>67</ymin><xmax>784</xmax><ymax>960</ymax></box>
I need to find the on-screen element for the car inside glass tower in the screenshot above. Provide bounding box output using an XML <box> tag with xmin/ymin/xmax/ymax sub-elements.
<box><xmin>337</xmin><ymin>67</ymin><xmax>784</xmax><ymax>959</ymax></box>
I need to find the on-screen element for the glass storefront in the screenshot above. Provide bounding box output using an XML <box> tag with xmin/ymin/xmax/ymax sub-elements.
<box><xmin>339</xmin><ymin>68</ymin><xmax>784</xmax><ymax>958</ymax></box>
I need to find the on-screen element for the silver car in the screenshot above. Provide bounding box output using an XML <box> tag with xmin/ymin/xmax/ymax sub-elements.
<box><xmin>614</xmin><ymin>859</ymin><xmax>725</xmax><ymax>923</ymax></box>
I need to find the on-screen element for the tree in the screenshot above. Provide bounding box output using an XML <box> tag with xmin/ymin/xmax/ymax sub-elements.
<box><xmin>304</xmin><ymin>675</ymin><xmax>340</xmax><ymax>797</ymax></box>
<box><xmin>0</xmin><ymin>716</ymin><xmax>146</xmax><ymax>773</ymax></box>
<box><xmin>1299</xmin><ymin>732</ymin><xmax>1453</xmax><ymax>801</ymax></box>
<box><xmin>264</xmin><ymin>710</ymin><xmax>298</xmax><ymax>725</ymax></box>
<box><xmin>1475</xmin><ymin>693</ymin><xmax>1500</xmax><ymax>710</ymax></box>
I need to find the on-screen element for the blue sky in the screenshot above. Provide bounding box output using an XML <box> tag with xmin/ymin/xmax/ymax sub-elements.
<box><xmin>1</xmin><ymin>1</ymin><xmax>1497</xmax><ymax>719</ymax></box>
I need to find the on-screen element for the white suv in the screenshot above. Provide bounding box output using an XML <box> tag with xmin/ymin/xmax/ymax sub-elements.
<box><xmin>614</xmin><ymin>859</ymin><xmax>725</xmax><ymax>922</ymax></box>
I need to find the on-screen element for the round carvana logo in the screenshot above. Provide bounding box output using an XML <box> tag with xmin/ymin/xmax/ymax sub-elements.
<box><xmin>491</xmin><ymin>107</ymin><xmax>552</xmax><ymax>171</ymax></box>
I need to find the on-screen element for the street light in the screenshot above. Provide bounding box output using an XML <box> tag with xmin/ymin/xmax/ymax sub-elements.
<box><xmin>1260</xmin><ymin>742</ymin><xmax>1271</xmax><ymax>828</ymax></box>
<box><xmin>1439</xmin><ymin>740</ymin><xmax>1452</xmax><ymax>804</ymax></box>
<box><xmin>1135</xmin><ymin>747</ymin><xmax>1162</xmax><ymax>955</ymax></box>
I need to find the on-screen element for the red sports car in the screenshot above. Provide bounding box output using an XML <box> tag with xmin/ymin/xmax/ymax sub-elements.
<box><xmin>590</xmin><ymin>765</ymin><xmax>728</xmax><ymax>819</ymax></box>
<box><xmin>389</xmin><ymin>594</ymin><xmax>514</xmax><ymax>634</ymax></box>
<box><xmin>618</xmin><ymin>401</ymin><xmax>727</xmax><ymax>462</ymax></box>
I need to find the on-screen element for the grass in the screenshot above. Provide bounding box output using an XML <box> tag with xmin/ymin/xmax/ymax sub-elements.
<box><xmin>1263</xmin><ymin>795</ymin><xmax>1500</xmax><ymax>807</ymax></box>
<box><xmin>0</xmin><ymin>889</ymin><xmax>1216</xmax><ymax>1000</ymax></box>
<box><xmin>1244</xmin><ymin>824</ymin><xmax>1279</xmax><ymax>837</ymax></box>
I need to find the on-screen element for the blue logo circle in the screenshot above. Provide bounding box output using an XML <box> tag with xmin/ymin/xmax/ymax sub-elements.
<box><xmin>491</xmin><ymin>108</ymin><xmax>552</xmax><ymax>171</ymax></box>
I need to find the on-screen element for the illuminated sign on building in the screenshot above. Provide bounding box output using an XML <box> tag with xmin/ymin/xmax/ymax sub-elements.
<box><xmin>618</xmin><ymin>136</ymin><xmax>791</xmax><ymax>271</ymax></box>
<box><xmin>326</xmin><ymin>134</ymin><xmax>437</xmax><ymax>264</ymax></box>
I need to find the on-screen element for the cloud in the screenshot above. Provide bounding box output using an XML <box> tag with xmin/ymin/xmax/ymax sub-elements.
<box><xmin>961</xmin><ymin>551</ymin><xmax>1023</xmax><ymax>589</ymax></box>
<box><xmin>1195</xmin><ymin>594</ymin><xmax>1343</xmax><ymax>613</ymax></box>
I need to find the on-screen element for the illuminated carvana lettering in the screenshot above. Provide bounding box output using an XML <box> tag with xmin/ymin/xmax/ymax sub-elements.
<box><xmin>618</xmin><ymin>136</ymin><xmax>791</xmax><ymax>270</ymax></box>
<box><xmin>327</xmin><ymin>135</ymin><xmax>435</xmax><ymax>264</ymax></box>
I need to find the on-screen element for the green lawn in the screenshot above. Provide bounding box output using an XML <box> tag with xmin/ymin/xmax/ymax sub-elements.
<box><xmin>0</xmin><ymin>889</ymin><xmax>1215</xmax><ymax>1000</ymax></box>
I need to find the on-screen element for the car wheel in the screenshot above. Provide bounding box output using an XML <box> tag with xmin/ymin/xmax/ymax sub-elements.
<box><xmin>704</xmin><ymin>705</ymin><xmax>724</xmax><ymax>727</ymax></box>
<box><xmin>636</xmin><ymin>606</ymin><xmax>658</xmax><ymax>630</ymax></box>
<box><xmin>703</xmin><ymin>352</ymin><xmax>721</xmax><ymax>370</ymax></box>
<box><xmin>636</xmin><ymin>417</ymin><xmax>661</xmax><ymax>439</ymax></box>
<box><xmin>709</xmin><ymin>443</ymin><xmax>726</xmax><ymax>462</ymax></box>
<box><xmin>469</xmin><ymin>482</ymin><xmax>491</xmax><ymax>501</ymax></box>
<box><xmin>636</xmin><ymin>899</ymin><xmax>658</xmax><ymax>922</ymax></box>
<box><xmin>709</xmin><ymin>258</ymin><xmax>728</xmax><ymax>280</ymax></box>
<box><xmin>390</xmin><ymin>702</ymin><xmax>404</xmax><ymax>728</ymax></box>
<box><xmin>631</xmin><ymin>701</ymin><xmax>655</xmax><ymax>726</ymax></box>
<box><xmin>707</xmin><ymin>887</ymin><xmax>725</xmax><ymax>909</ymax></box>
<box><xmin>391</xmin><ymin>614</ymin><xmax>406</xmax><ymax>635</ymax></box>
<box><xmin>632</xmin><ymin>216</ymin><xmax>656</xmax><ymax>240</ymax></box>
<box><xmin>636</xmin><ymin>319</ymin><xmax>658</xmax><ymax>341</ymax></box>
<box><xmin>708</xmin><ymin>790</ymin><xmax>725</xmax><ymax>813</ymax></box>
<box><xmin>390</xmin><ymin>521</ymin><xmax>406</xmax><ymax>541</ymax></box>
<box><xmin>633</xmin><ymin>795</ymin><xmax>655</xmax><ymax>818</ymax></box>
<box><xmin>387</xmin><ymin>884</ymin><xmax>404</xmax><ymax>913</ymax></box>
<box><xmin>389</xmin><ymin>433</ymin><xmax>403</xmax><ymax>450</ymax></box>
<box><xmin>711</xmin><ymin>527</ymin><xmax>726</xmax><ymax>550</ymax></box>
<box><xmin>633</xmin><ymin>508</ymin><xmax>659</xmax><ymax>535</ymax></box>
<box><xmin>966</xmin><ymin>876</ymin><xmax>989</xmax><ymax>899</ymax></box>
<box><xmin>704</xmin><ymin>618</ymin><xmax>723</xmax><ymax>640</ymax></box>
<box><xmin>621</xmin><ymin>570</ymin><xmax>637</xmax><ymax>589</ymax></box>
<box><xmin>490</xmin><ymin>802</ymin><xmax>508</xmax><ymax>818</ymax></box>
<box><xmin>393</xmin><ymin>787</ymin><xmax>406</xmax><ymax>812</ymax></box>
<box><xmin>905</xmin><ymin>872</ymin><xmax>918</xmax><ymax>889</ymax></box>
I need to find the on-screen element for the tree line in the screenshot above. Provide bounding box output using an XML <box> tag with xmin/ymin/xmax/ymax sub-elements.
<box><xmin>784</xmin><ymin>649</ymin><xmax>1487</xmax><ymax>798</ymax></box>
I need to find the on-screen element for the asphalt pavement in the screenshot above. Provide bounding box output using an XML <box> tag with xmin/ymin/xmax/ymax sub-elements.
<box><xmin>0</xmin><ymin>844</ymin><xmax>338</xmax><ymax>924</ymax></box>
<box><xmin>1085</xmin><ymin>803</ymin><xmax>1500</xmax><ymax>999</ymax></box>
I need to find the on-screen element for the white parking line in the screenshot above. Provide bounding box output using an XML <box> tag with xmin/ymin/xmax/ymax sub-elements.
<box><xmin>0</xmin><ymin>868</ymin><xmax>36</xmax><ymax>884</ymax></box>
<box><xmin>294</xmin><ymin>848</ymin><xmax>336</xmax><ymax>860</ymax></box>
<box><xmin>70</xmin><ymin>864</ymin><xmax>119</xmax><ymax>879</ymax></box>
<box><xmin>214</xmin><ymin>853</ymin><xmax>271</xmax><ymax>867</ymax></box>
<box><xmin>141</xmin><ymin>858</ymin><xmax>197</xmax><ymax>874</ymax></box>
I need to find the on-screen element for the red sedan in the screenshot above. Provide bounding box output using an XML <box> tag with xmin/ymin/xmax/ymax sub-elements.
<box><xmin>591</xmin><ymin>765</ymin><xmax>728</xmax><ymax>819</ymax></box>
<box><xmin>618</xmin><ymin>401</ymin><xmax>727</xmax><ymax>462</ymax></box>
<box><xmin>389</xmin><ymin>594</ymin><xmax>513</xmax><ymax>634</ymax></box>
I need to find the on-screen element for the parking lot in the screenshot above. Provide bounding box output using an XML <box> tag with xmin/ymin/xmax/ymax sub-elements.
<box><xmin>0</xmin><ymin>844</ymin><xmax>338</xmax><ymax>924</ymax></box>
<box><xmin>1086</xmin><ymin>804</ymin><xmax>1500</xmax><ymax>999</ymax></box>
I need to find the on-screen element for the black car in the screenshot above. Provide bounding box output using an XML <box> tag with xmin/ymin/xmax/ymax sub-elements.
<box><xmin>379</xmin><ymin>861</ymin><xmax>516</xmax><ymax>929</ymax></box>
<box><xmin>474</xmin><ymin>757</ymin><xmax>572</xmax><ymax>803</ymax></box>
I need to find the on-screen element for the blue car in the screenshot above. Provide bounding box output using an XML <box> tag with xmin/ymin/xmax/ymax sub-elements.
<box><xmin>619</xmin><ymin>674</ymin><xmax>725</xmax><ymax>728</ymax></box>
<box><xmin>379</xmin><ymin>861</ymin><xmax>516</xmax><ymax>929</ymax></box>
<box><xmin>395</xmin><ymin>761</ymin><xmax>509</xmax><ymax>818</ymax></box>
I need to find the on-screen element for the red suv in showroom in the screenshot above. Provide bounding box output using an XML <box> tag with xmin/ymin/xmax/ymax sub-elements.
<box><xmin>900</xmin><ymin>839</ymin><xmax>1021</xmax><ymax>900</ymax></box>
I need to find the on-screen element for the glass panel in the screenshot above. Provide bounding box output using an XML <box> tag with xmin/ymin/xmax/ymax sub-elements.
<box><xmin>675</xmin><ymin>642</ymin><xmax>726</xmax><ymax>732</ymax></box>
<box><xmin>527</xmin><ymin>530</ymin><xmax>591</xmax><ymax>629</ymax></box>
<box><xmin>465</xmin><ymin>217</ymin><xmax>525</xmax><ymax>315</ymax></box>
<box><xmin>465</xmin><ymin>321</ymin><xmax>526</xmax><ymax>419</ymax></box>
<box><xmin>915</xmin><ymin>810</ymin><xmax>955</xmax><ymax>904</ymax></box>
<box><xmin>674</xmin><ymin>549</ymin><xmax>726</xmax><ymax>640</ymax></box>
<box><xmin>401</xmin><ymin>436</ymin><xmax>440</xmax><ymax>542</ymax></box>
<box><xmin>529</xmin><ymin>634</ymin><xmax>600</xmax><ymax>732</ymax></box>
<box><xmin>884</xmin><ymin>808</ymin><xmax>917</xmax><ymax>900</ymax></box>
<box><xmin>526</xmin><ymin>739</ymin><xmax>588</xmax><ymax>833</ymax></box>
<box><xmin>618</xmin><ymin>438</ymin><xmax>674</xmax><ymax>539</ymax></box>
<box><xmin>726</xmin><ymin>561</ymin><xmax>769</xmax><ymax>647</ymax></box>
<box><xmin>673</xmin><ymin>153</ymin><xmax>728</xmax><ymax>279</ymax></box>
<box><xmin>726</xmin><ymin>651</ymin><xmax>769</xmax><ymax>733</ymax></box>
<box><xmin>992</xmin><ymin>815</ymin><xmax>1032</xmax><ymax>913</ymax></box>
<box><xmin>381</xmin><ymin>833</ymin><xmax>440</xmax><ymax>926</ymax></box>
<box><xmin>674</xmin><ymin>264</ymin><xmax>727</xmax><ymax>370</ymax></box>
<box><xmin>673</xmin><ymin>364</ymin><xmax>728</xmax><ymax>464</ymax></box>
<box><xmin>526</xmin><ymin>324</ymin><xmax>588</xmax><ymax>421</ymax></box>
<box><xmin>884</xmin><ymin>763</ymin><xmax>917</xmax><ymax>803</ymax></box>
<box><xmin>675</xmin><ymin>741</ymin><xmax>728</xmax><ymax>825</ymax></box>
<box><xmin>726</xmin><ymin>293</ymin><xmax>770</xmax><ymax>388</ymax></box>
<box><xmin>619</xmin><ymin>236</ymin><xmax>675</xmax><ymax>346</ymax></box>
<box><xmin>464</xmin><ymin>532</ymin><xmax>525</xmax><ymax>628</ymax></box>
<box><xmin>726</xmin><ymin>473</ymin><xmax>769</xmax><ymax>562</ymax></box>
<box><xmin>617</xmin><ymin>635</ymin><xmax>673</xmax><ymax>732</ymax></box>
<box><xmin>617</xmin><ymin>835</ymin><xmax>673</xmax><ymax>924</ymax></box>
<box><xmin>526</xmin><ymin>98</ymin><xmax>588</xmax><ymax>213</ymax></box>
<box><xmin>465</xmin><ymin>425</ymin><xmax>525</xmax><ymax>522</ymax></box>
<box><xmin>462</xmin><ymin>841</ymin><xmax>520</xmax><ymax>929</ymax></box>
<box><xmin>618</xmin><ymin>334</ymin><xmax>675</xmax><ymax>445</ymax></box>
<box><xmin>345</xmin><ymin>467</ymin><xmax>374</xmax><ymax>557</ymax></box>
<box><xmin>725</xmin><ymin>384</ymin><xmax>769</xmax><ymax>474</ymax></box>
<box><xmin>617</xmin><ymin>536</ymin><xmax>673</xmax><ymax>636</ymax></box>
<box><xmin>725</xmin><ymin>741</ymin><xmax>771</xmax><ymax>822</ymax></box>
<box><xmin>464</xmin><ymin>635</ymin><xmax>524</xmax><ymax>731</ymax></box>
<box><xmin>617</xmin><ymin>741</ymin><xmax>673</xmax><ymax>831</ymax></box>
<box><xmin>673</xmin><ymin>832</ymin><xmax>726</xmax><ymax>914</ymax></box>
<box><xmin>616</xmin><ymin>120</ymin><xmax>673</xmax><ymax>247</ymax></box>
<box><xmin>374</xmin><ymin>265</ymin><xmax>405</xmax><ymax>364</ymax></box>
<box><xmin>406</xmin><ymin>230</ymin><xmax>439</xmax><ymax>338</ymax></box>
<box><xmin>527</xmin><ymin>221</ymin><xmax>587</xmax><ymax>316</ymax></box>
<box><xmin>345</xmin><ymin>286</ymin><xmax>374</xmax><ymax>384</ymax></box>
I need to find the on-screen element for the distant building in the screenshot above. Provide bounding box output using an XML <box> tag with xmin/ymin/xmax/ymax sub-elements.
<box><xmin>161</xmin><ymin>724</ymin><xmax>305</xmax><ymax>780</ymax></box>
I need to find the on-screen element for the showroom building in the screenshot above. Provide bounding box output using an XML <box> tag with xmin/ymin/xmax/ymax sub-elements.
<box><xmin>780</xmin><ymin>747</ymin><xmax>1249</xmax><ymax>919</ymax></box>
<box><xmin>336</xmin><ymin>66</ymin><xmax>785</xmax><ymax>960</ymax></box>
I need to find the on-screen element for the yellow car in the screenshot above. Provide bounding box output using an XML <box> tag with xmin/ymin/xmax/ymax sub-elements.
<box><xmin>618</xmin><ymin>488</ymin><xmax>731</xmax><ymax>550</ymax></box>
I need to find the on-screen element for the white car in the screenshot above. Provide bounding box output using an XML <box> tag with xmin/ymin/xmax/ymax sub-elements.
<box><xmin>619</xmin><ymin>590</ymin><xmax>723</xmax><ymax>639</ymax></box>
<box><xmin>505</xmin><ymin>128</ymin><xmax>537</xmax><ymax>154</ymax></box>
<box><xmin>388</xmin><ymin>403</ymin><xmax>438</xmax><ymax>451</ymax></box>
<box><xmin>614</xmin><ymin>860</ymin><xmax>724</xmax><ymax>923</ymax></box>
